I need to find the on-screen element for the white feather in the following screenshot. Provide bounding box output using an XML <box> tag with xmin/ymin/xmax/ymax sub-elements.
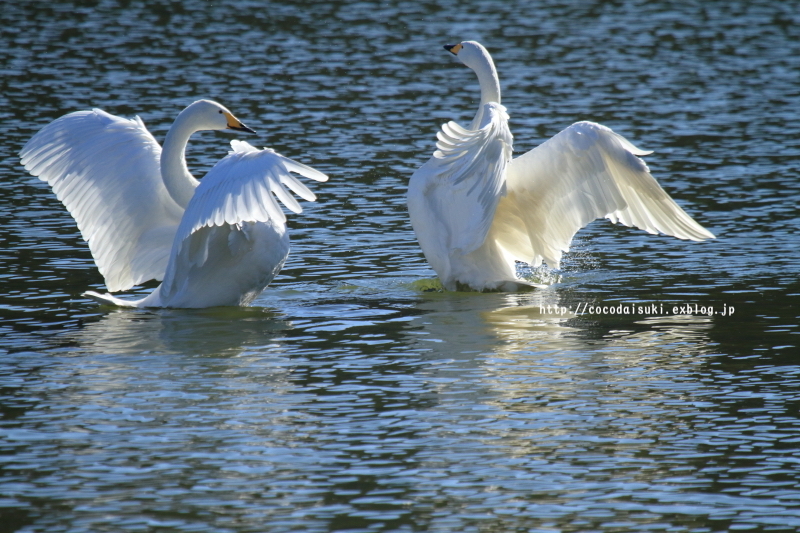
<box><xmin>499</xmin><ymin>121</ymin><xmax>714</xmax><ymax>270</ymax></box>
<box><xmin>22</xmin><ymin>101</ymin><xmax>328</xmax><ymax>308</ymax></box>
<box><xmin>408</xmin><ymin>41</ymin><xmax>714</xmax><ymax>291</ymax></box>
<box><xmin>19</xmin><ymin>109</ymin><xmax>182</xmax><ymax>291</ymax></box>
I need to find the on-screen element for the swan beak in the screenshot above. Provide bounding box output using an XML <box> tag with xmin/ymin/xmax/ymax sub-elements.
<box><xmin>224</xmin><ymin>112</ymin><xmax>256</xmax><ymax>134</ymax></box>
<box><xmin>444</xmin><ymin>43</ymin><xmax>463</xmax><ymax>55</ymax></box>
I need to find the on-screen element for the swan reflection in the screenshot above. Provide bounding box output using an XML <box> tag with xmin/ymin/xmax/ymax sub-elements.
<box><xmin>406</xmin><ymin>288</ymin><xmax>717</xmax><ymax>423</ymax></box>
<box><xmin>70</xmin><ymin>306</ymin><xmax>290</xmax><ymax>357</ymax></box>
<box><xmin>406</xmin><ymin>288</ymin><xmax>579</xmax><ymax>360</ymax></box>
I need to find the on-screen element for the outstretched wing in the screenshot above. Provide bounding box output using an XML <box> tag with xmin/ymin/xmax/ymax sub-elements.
<box><xmin>407</xmin><ymin>102</ymin><xmax>513</xmax><ymax>261</ymax></box>
<box><xmin>159</xmin><ymin>140</ymin><xmax>328</xmax><ymax>295</ymax></box>
<box><xmin>19</xmin><ymin>109</ymin><xmax>184</xmax><ymax>291</ymax></box>
<box><xmin>493</xmin><ymin>121</ymin><xmax>714</xmax><ymax>269</ymax></box>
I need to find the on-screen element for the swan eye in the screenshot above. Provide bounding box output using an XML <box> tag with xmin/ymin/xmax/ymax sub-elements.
<box><xmin>218</xmin><ymin>110</ymin><xmax>223</xmax><ymax>114</ymax></box>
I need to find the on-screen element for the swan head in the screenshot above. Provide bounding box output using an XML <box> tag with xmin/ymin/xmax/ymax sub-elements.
<box><xmin>443</xmin><ymin>40</ymin><xmax>501</xmax><ymax>108</ymax></box>
<box><xmin>182</xmin><ymin>99</ymin><xmax>256</xmax><ymax>134</ymax></box>
<box><xmin>443</xmin><ymin>41</ymin><xmax>494</xmax><ymax>73</ymax></box>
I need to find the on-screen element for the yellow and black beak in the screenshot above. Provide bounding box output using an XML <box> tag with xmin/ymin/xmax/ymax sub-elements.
<box><xmin>224</xmin><ymin>111</ymin><xmax>256</xmax><ymax>134</ymax></box>
<box><xmin>444</xmin><ymin>43</ymin><xmax>463</xmax><ymax>55</ymax></box>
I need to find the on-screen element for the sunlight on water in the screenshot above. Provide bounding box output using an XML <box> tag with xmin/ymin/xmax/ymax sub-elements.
<box><xmin>517</xmin><ymin>263</ymin><xmax>564</xmax><ymax>286</ymax></box>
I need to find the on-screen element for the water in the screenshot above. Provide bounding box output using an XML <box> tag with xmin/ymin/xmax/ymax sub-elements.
<box><xmin>1</xmin><ymin>1</ymin><xmax>799</xmax><ymax>531</ymax></box>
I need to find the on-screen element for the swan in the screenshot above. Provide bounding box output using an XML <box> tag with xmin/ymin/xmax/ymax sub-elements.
<box><xmin>407</xmin><ymin>41</ymin><xmax>715</xmax><ymax>292</ymax></box>
<box><xmin>20</xmin><ymin>100</ymin><xmax>328</xmax><ymax>307</ymax></box>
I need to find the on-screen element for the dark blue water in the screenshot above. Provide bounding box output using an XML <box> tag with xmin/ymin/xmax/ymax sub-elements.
<box><xmin>1</xmin><ymin>1</ymin><xmax>799</xmax><ymax>531</ymax></box>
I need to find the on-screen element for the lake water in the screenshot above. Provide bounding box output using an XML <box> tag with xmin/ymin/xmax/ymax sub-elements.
<box><xmin>1</xmin><ymin>1</ymin><xmax>799</xmax><ymax>532</ymax></box>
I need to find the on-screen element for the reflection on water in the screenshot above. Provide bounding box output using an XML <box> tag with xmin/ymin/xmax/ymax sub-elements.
<box><xmin>69</xmin><ymin>306</ymin><xmax>290</xmax><ymax>357</ymax></box>
<box><xmin>406</xmin><ymin>289</ymin><xmax>574</xmax><ymax>360</ymax></box>
<box><xmin>2</xmin><ymin>0</ymin><xmax>800</xmax><ymax>531</ymax></box>
<box><xmin>3</xmin><ymin>282</ymin><xmax>800</xmax><ymax>531</ymax></box>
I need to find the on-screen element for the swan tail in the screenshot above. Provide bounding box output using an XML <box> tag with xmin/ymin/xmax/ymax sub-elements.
<box><xmin>83</xmin><ymin>290</ymin><xmax>141</xmax><ymax>307</ymax></box>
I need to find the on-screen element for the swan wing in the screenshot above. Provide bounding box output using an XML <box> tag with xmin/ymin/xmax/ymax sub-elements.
<box><xmin>176</xmin><ymin>140</ymin><xmax>328</xmax><ymax>240</ymax></box>
<box><xmin>19</xmin><ymin>109</ymin><xmax>184</xmax><ymax>291</ymax></box>
<box><xmin>408</xmin><ymin>102</ymin><xmax>512</xmax><ymax>259</ymax></box>
<box><xmin>159</xmin><ymin>141</ymin><xmax>328</xmax><ymax>295</ymax></box>
<box><xmin>498</xmin><ymin>121</ymin><xmax>714</xmax><ymax>268</ymax></box>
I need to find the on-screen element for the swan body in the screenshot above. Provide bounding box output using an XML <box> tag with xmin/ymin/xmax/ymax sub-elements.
<box><xmin>408</xmin><ymin>41</ymin><xmax>715</xmax><ymax>291</ymax></box>
<box><xmin>20</xmin><ymin>101</ymin><xmax>327</xmax><ymax>308</ymax></box>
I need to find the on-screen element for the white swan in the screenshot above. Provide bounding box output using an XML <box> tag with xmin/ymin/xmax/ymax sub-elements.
<box><xmin>20</xmin><ymin>100</ymin><xmax>328</xmax><ymax>307</ymax></box>
<box><xmin>407</xmin><ymin>41</ymin><xmax>715</xmax><ymax>291</ymax></box>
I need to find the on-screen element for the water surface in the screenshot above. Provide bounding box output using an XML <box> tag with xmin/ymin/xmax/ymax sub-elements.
<box><xmin>1</xmin><ymin>1</ymin><xmax>799</xmax><ymax>532</ymax></box>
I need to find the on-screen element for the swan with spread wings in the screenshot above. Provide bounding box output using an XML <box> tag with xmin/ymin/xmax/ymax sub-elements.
<box><xmin>407</xmin><ymin>41</ymin><xmax>714</xmax><ymax>291</ymax></box>
<box><xmin>20</xmin><ymin>100</ymin><xmax>327</xmax><ymax>307</ymax></box>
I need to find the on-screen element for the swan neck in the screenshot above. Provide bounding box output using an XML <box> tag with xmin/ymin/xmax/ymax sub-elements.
<box><xmin>161</xmin><ymin>110</ymin><xmax>200</xmax><ymax>208</ymax></box>
<box><xmin>470</xmin><ymin>54</ymin><xmax>502</xmax><ymax>130</ymax></box>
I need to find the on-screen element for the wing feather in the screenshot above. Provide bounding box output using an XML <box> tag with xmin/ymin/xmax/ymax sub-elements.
<box><xmin>407</xmin><ymin>102</ymin><xmax>513</xmax><ymax>259</ymax></box>
<box><xmin>160</xmin><ymin>142</ymin><xmax>327</xmax><ymax>295</ymax></box>
<box><xmin>497</xmin><ymin>121</ymin><xmax>714</xmax><ymax>269</ymax></box>
<box><xmin>19</xmin><ymin>109</ymin><xmax>184</xmax><ymax>291</ymax></box>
